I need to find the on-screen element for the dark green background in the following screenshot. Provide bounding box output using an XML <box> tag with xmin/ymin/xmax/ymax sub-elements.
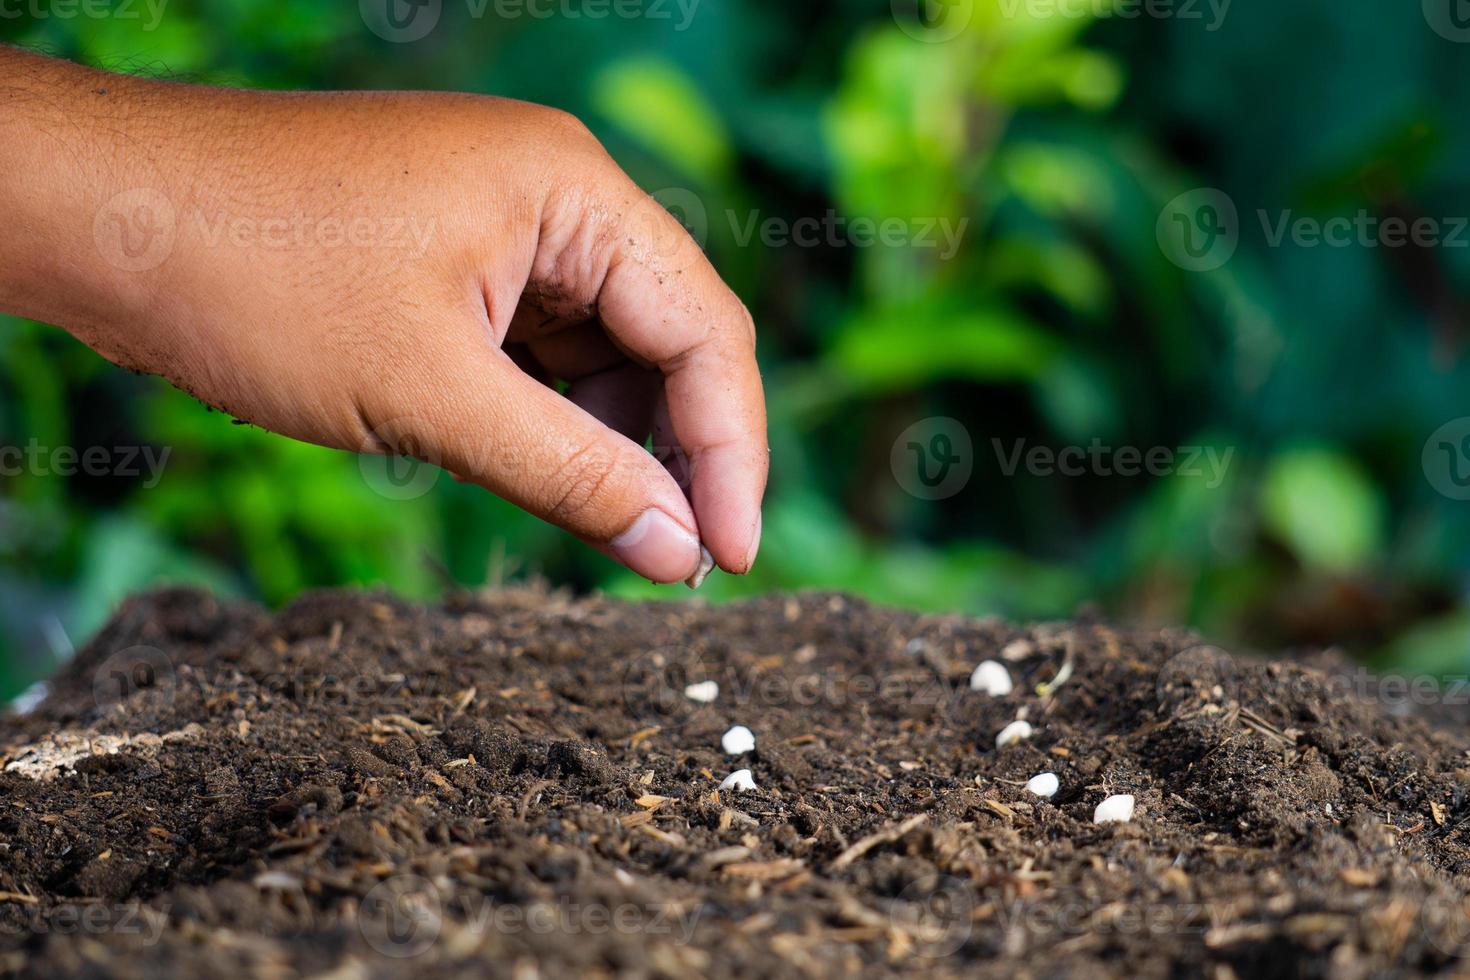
<box><xmin>5</xmin><ymin>0</ymin><xmax>1470</xmax><ymax>697</ymax></box>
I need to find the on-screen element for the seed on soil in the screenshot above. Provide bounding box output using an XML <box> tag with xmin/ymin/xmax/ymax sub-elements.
<box><xmin>253</xmin><ymin>871</ymin><xmax>303</xmax><ymax>891</ymax></box>
<box><xmin>718</xmin><ymin>769</ymin><xmax>756</xmax><ymax>792</ymax></box>
<box><xmin>1094</xmin><ymin>794</ymin><xmax>1136</xmax><ymax>824</ymax></box>
<box><xmin>1001</xmin><ymin>638</ymin><xmax>1034</xmax><ymax>661</ymax></box>
<box><xmin>1026</xmin><ymin>772</ymin><xmax>1059</xmax><ymax>798</ymax></box>
<box><xmin>721</xmin><ymin>725</ymin><xmax>755</xmax><ymax>754</ymax></box>
<box><xmin>970</xmin><ymin>660</ymin><xmax>1014</xmax><ymax>696</ymax></box>
<box><xmin>996</xmin><ymin>719</ymin><xmax>1034</xmax><ymax>748</ymax></box>
<box><xmin>684</xmin><ymin>680</ymin><xmax>719</xmax><ymax>703</ymax></box>
<box><xmin>686</xmin><ymin>546</ymin><xmax>716</xmax><ymax>589</ymax></box>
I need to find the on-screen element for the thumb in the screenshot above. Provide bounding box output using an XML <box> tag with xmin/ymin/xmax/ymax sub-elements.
<box><xmin>375</xmin><ymin>346</ymin><xmax>703</xmax><ymax>584</ymax></box>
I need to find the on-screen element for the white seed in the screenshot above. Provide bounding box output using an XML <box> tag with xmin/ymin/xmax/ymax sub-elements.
<box><xmin>995</xmin><ymin>719</ymin><xmax>1033</xmax><ymax>748</ymax></box>
<box><xmin>969</xmin><ymin>660</ymin><xmax>1014</xmax><ymax>696</ymax></box>
<box><xmin>721</xmin><ymin>725</ymin><xmax>755</xmax><ymax>755</ymax></box>
<box><xmin>1026</xmin><ymin>772</ymin><xmax>1059</xmax><ymax>798</ymax></box>
<box><xmin>685</xmin><ymin>547</ymin><xmax>716</xmax><ymax>589</ymax></box>
<box><xmin>718</xmin><ymin>769</ymin><xmax>756</xmax><ymax>792</ymax></box>
<box><xmin>1093</xmin><ymin>794</ymin><xmax>1136</xmax><ymax>824</ymax></box>
<box><xmin>684</xmin><ymin>680</ymin><xmax>719</xmax><ymax>703</ymax></box>
<box><xmin>253</xmin><ymin>871</ymin><xmax>303</xmax><ymax>890</ymax></box>
<box><xmin>1001</xmin><ymin>639</ymin><xmax>1034</xmax><ymax>661</ymax></box>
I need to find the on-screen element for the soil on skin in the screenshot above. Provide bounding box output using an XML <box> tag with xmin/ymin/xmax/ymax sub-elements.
<box><xmin>1</xmin><ymin>587</ymin><xmax>1469</xmax><ymax>979</ymax></box>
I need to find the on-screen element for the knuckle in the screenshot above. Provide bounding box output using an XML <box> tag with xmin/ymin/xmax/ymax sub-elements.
<box><xmin>544</xmin><ymin>443</ymin><xmax>623</xmax><ymax>530</ymax></box>
<box><xmin>734</xmin><ymin>301</ymin><xmax>758</xmax><ymax>352</ymax></box>
<box><xmin>538</xmin><ymin>106</ymin><xmax>602</xmax><ymax>154</ymax></box>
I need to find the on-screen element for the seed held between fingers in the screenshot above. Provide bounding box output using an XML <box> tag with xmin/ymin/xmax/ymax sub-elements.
<box><xmin>686</xmin><ymin>546</ymin><xmax>716</xmax><ymax>589</ymax></box>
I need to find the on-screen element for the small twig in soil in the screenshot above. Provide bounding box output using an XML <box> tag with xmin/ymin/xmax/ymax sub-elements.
<box><xmin>829</xmin><ymin>814</ymin><xmax>927</xmax><ymax>870</ymax></box>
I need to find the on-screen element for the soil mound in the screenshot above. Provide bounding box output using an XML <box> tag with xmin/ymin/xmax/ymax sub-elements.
<box><xmin>1</xmin><ymin>587</ymin><xmax>1468</xmax><ymax>978</ymax></box>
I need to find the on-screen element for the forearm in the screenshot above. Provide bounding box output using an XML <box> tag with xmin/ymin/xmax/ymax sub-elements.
<box><xmin>0</xmin><ymin>48</ymin><xmax>197</xmax><ymax>341</ymax></box>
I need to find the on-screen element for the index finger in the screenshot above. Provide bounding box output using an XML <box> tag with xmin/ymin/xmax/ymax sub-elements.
<box><xmin>595</xmin><ymin>188</ymin><xmax>768</xmax><ymax>574</ymax></box>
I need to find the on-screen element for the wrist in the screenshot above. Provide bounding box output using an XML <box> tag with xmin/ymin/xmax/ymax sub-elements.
<box><xmin>0</xmin><ymin>49</ymin><xmax>197</xmax><ymax>349</ymax></box>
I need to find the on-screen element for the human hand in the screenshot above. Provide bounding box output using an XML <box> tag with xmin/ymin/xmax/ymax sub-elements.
<box><xmin>0</xmin><ymin>49</ymin><xmax>766</xmax><ymax>585</ymax></box>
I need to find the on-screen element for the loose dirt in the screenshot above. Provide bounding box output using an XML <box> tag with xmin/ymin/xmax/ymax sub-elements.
<box><xmin>1</xmin><ymin>586</ymin><xmax>1469</xmax><ymax>978</ymax></box>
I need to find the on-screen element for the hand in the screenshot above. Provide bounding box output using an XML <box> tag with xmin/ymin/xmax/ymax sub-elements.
<box><xmin>0</xmin><ymin>48</ymin><xmax>766</xmax><ymax>585</ymax></box>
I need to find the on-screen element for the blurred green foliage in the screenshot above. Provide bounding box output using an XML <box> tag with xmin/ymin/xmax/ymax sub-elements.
<box><xmin>5</xmin><ymin>0</ymin><xmax>1470</xmax><ymax>697</ymax></box>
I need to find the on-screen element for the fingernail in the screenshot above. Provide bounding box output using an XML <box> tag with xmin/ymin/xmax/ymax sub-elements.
<box><xmin>742</xmin><ymin>512</ymin><xmax>762</xmax><ymax>573</ymax></box>
<box><xmin>611</xmin><ymin>509</ymin><xmax>700</xmax><ymax>584</ymax></box>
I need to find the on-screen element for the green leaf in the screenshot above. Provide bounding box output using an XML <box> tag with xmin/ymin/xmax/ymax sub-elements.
<box><xmin>1260</xmin><ymin>449</ymin><xmax>1384</xmax><ymax>574</ymax></box>
<box><xmin>831</xmin><ymin>305</ymin><xmax>1060</xmax><ymax>390</ymax></box>
<box><xmin>592</xmin><ymin>57</ymin><xmax>733</xmax><ymax>185</ymax></box>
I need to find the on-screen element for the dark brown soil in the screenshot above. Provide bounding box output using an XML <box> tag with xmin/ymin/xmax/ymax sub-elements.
<box><xmin>2</xmin><ymin>587</ymin><xmax>1470</xmax><ymax>979</ymax></box>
